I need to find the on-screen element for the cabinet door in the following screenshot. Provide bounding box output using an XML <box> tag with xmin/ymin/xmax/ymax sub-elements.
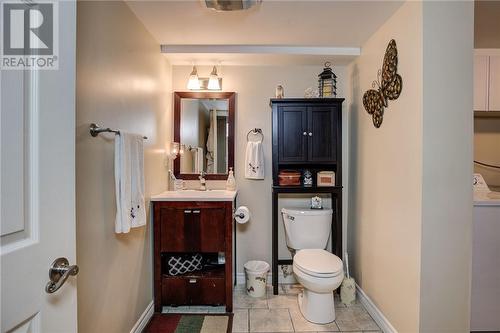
<box><xmin>278</xmin><ymin>106</ymin><xmax>307</xmax><ymax>162</ymax></box>
<box><xmin>489</xmin><ymin>56</ymin><xmax>500</xmax><ymax>111</ymax></box>
<box><xmin>160</xmin><ymin>205</ymin><xmax>225</xmax><ymax>252</ymax></box>
<box><xmin>474</xmin><ymin>55</ymin><xmax>489</xmax><ymax>111</ymax></box>
<box><xmin>307</xmin><ymin>105</ymin><xmax>337</xmax><ymax>162</ymax></box>
<box><xmin>161</xmin><ymin>207</ymin><xmax>192</xmax><ymax>252</ymax></box>
<box><xmin>199</xmin><ymin>207</ymin><xmax>226</xmax><ymax>252</ymax></box>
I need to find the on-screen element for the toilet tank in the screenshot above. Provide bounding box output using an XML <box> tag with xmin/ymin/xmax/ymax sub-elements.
<box><xmin>281</xmin><ymin>207</ymin><xmax>333</xmax><ymax>250</ymax></box>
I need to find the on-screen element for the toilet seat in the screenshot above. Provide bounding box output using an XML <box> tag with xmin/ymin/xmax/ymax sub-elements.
<box><xmin>294</xmin><ymin>249</ymin><xmax>343</xmax><ymax>278</ymax></box>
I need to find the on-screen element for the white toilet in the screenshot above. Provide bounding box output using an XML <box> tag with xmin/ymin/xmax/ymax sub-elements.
<box><xmin>281</xmin><ymin>207</ymin><xmax>344</xmax><ymax>324</ymax></box>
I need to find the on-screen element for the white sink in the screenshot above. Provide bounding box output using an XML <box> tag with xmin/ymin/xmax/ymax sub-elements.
<box><xmin>151</xmin><ymin>189</ymin><xmax>237</xmax><ymax>202</ymax></box>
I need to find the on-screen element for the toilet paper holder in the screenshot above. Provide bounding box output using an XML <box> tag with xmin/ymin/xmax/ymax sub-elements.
<box><xmin>234</xmin><ymin>212</ymin><xmax>245</xmax><ymax>219</ymax></box>
<box><xmin>233</xmin><ymin>206</ymin><xmax>251</xmax><ymax>224</ymax></box>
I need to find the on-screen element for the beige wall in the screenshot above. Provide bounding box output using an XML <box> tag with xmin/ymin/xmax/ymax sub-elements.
<box><xmin>346</xmin><ymin>2</ymin><xmax>423</xmax><ymax>331</ymax></box>
<box><xmin>76</xmin><ymin>2</ymin><xmax>171</xmax><ymax>332</ymax></box>
<box><xmin>172</xmin><ymin>65</ymin><xmax>348</xmax><ymax>276</ymax></box>
<box><xmin>474</xmin><ymin>118</ymin><xmax>500</xmax><ymax>189</ymax></box>
<box><xmin>474</xmin><ymin>1</ymin><xmax>500</xmax><ymax>187</ymax></box>
<box><xmin>347</xmin><ymin>1</ymin><xmax>473</xmax><ymax>332</ymax></box>
<box><xmin>474</xmin><ymin>1</ymin><xmax>500</xmax><ymax>189</ymax></box>
<box><xmin>474</xmin><ymin>1</ymin><xmax>500</xmax><ymax>49</ymax></box>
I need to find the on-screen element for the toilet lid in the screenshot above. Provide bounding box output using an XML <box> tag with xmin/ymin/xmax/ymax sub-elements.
<box><xmin>294</xmin><ymin>249</ymin><xmax>343</xmax><ymax>278</ymax></box>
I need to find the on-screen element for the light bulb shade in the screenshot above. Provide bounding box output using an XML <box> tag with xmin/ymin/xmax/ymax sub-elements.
<box><xmin>207</xmin><ymin>66</ymin><xmax>220</xmax><ymax>90</ymax></box>
<box><xmin>187</xmin><ymin>66</ymin><xmax>200</xmax><ymax>90</ymax></box>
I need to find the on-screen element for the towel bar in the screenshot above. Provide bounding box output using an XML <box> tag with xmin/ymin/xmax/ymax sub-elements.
<box><xmin>246</xmin><ymin>128</ymin><xmax>263</xmax><ymax>142</ymax></box>
<box><xmin>89</xmin><ymin>123</ymin><xmax>147</xmax><ymax>139</ymax></box>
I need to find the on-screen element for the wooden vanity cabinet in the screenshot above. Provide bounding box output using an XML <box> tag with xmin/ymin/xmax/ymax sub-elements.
<box><xmin>153</xmin><ymin>201</ymin><xmax>233</xmax><ymax>312</ymax></box>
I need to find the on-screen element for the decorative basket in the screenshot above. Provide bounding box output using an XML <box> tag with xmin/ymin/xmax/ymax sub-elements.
<box><xmin>167</xmin><ymin>253</ymin><xmax>203</xmax><ymax>276</ymax></box>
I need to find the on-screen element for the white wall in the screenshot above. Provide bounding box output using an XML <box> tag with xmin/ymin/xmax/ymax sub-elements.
<box><xmin>172</xmin><ymin>65</ymin><xmax>348</xmax><ymax>276</ymax></box>
<box><xmin>419</xmin><ymin>2</ymin><xmax>473</xmax><ymax>331</ymax></box>
<box><xmin>346</xmin><ymin>2</ymin><xmax>423</xmax><ymax>331</ymax></box>
<box><xmin>347</xmin><ymin>1</ymin><xmax>473</xmax><ymax>332</ymax></box>
<box><xmin>76</xmin><ymin>2</ymin><xmax>171</xmax><ymax>332</ymax></box>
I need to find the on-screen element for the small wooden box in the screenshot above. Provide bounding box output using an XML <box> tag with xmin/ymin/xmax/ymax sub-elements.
<box><xmin>278</xmin><ymin>170</ymin><xmax>301</xmax><ymax>186</ymax></box>
<box><xmin>317</xmin><ymin>171</ymin><xmax>335</xmax><ymax>186</ymax></box>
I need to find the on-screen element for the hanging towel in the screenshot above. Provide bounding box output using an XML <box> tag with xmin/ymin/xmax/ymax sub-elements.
<box><xmin>245</xmin><ymin>141</ymin><xmax>264</xmax><ymax>179</ymax></box>
<box><xmin>206</xmin><ymin>111</ymin><xmax>215</xmax><ymax>173</ymax></box>
<box><xmin>115</xmin><ymin>133</ymin><xmax>146</xmax><ymax>234</ymax></box>
<box><xmin>193</xmin><ymin>147</ymin><xmax>204</xmax><ymax>174</ymax></box>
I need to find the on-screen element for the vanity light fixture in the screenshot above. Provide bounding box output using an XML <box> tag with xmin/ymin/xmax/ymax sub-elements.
<box><xmin>187</xmin><ymin>66</ymin><xmax>200</xmax><ymax>90</ymax></box>
<box><xmin>207</xmin><ymin>66</ymin><xmax>221</xmax><ymax>90</ymax></box>
<box><xmin>168</xmin><ymin>142</ymin><xmax>182</xmax><ymax>159</ymax></box>
<box><xmin>187</xmin><ymin>65</ymin><xmax>223</xmax><ymax>91</ymax></box>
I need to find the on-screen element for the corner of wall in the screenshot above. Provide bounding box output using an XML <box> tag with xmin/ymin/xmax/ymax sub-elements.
<box><xmin>76</xmin><ymin>1</ymin><xmax>172</xmax><ymax>332</ymax></box>
<box><xmin>419</xmin><ymin>1</ymin><xmax>474</xmax><ymax>331</ymax></box>
<box><xmin>347</xmin><ymin>2</ymin><xmax>423</xmax><ymax>332</ymax></box>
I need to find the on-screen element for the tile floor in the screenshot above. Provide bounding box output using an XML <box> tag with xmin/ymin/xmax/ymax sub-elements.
<box><xmin>232</xmin><ymin>284</ymin><xmax>381</xmax><ymax>333</ymax></box>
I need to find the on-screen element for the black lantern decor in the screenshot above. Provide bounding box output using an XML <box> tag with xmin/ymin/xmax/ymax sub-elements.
<box><xmin>318</xmin><ymin>62</ymin><xmax>337</xmax><ymax>98</ymax></box>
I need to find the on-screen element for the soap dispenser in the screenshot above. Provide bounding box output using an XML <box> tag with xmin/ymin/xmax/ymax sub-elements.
<box><xmin>226</xmin><ymin>167</ymin><xmax>236</xmax><ymax>191</ymax></box>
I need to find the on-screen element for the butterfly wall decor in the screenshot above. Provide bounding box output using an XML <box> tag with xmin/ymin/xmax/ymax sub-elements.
<box><xmin>363</xmin><ymin>39</ymin><xmax>403</xmax><ymax>128</ymax></box>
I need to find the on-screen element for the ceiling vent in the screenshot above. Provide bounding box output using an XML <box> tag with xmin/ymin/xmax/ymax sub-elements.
<box><xmin>205</xmin><ymin>0</ymin><xmax>262</xmax><ymax>11</ymax></box>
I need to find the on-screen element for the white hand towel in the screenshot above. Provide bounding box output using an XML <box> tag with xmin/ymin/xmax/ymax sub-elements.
<box><xmin>194</xmin><ymin>147</ymin><xmax>204</xmax><ymax>174</ymax></box>
<box><xmin>245</xmin><ymin>141</ymin><xmax>264</xmax><ymax>179</ymax></box>
<box><xmin>115</xmin><ymin>133</ymin><xmax>146</xmax><ymax>233</ymax></box>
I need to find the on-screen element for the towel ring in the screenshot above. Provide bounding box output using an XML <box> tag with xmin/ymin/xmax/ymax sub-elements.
<box><xmin>247</xmin><ymin>128</ymin><xmax>264</xmax><ymax>142</ymax></box>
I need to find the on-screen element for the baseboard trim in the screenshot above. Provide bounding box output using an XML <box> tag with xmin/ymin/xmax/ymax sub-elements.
<box><xmin>130</xmin><ymin>300</ymin><xmax>154</xmax><ymax>333</ymax></box>
<box><xmin>356</xmin><ymin>283</ymin><xmax>398</xmax><ymax>333</ymax></box>
<box><xmin>235</xmin><ymin>272</ymin><xmax>297</xmax><ymax>285</ymax></box>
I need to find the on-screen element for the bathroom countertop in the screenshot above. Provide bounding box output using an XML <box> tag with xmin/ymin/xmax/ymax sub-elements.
<box><xmin>151</xmin><ymin>189</ymin><xmax>237</xmax><ymax>202</ymax></box>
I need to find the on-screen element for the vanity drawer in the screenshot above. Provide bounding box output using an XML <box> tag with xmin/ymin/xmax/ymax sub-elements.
<box><xmin>159</xmin><ymin>204</ymin><xmax>226</xmax><ymax>252</ymax></box>
<box><xmin>161</xmin><ymin>277</ymin><xmax>188</xmax><ymax>305</ymax></box>
<box><xmin>161</xmin><ymin>276</ymin><xmax>225</xmax><ymax>306</ymax></box>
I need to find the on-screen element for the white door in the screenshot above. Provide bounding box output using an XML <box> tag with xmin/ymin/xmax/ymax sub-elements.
<box><xmin>1</xmin><ymin>1</ymin><xmax>77</xmax><ymax>332</ymax></box>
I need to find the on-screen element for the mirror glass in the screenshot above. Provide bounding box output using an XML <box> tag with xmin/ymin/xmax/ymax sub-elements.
<box><xmin>179</xmin><ymin>98</ymin><xmax>229</xmax><ymax>174</ymax></box>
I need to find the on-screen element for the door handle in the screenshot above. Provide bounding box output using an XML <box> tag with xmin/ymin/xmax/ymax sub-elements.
<box><xmin>184</xmin><ymin>210</ymin><xmax>192</xmax><ymax>214</ymax></box>
<box><xmin>45</xmin><ymin>257</ymin><xmax>79</xmax><ymax>294</ymax></box>
<box><xmin>192</xmin><ymin>210</ymin><xmax>200</xmax><ymax>214</ymax></box>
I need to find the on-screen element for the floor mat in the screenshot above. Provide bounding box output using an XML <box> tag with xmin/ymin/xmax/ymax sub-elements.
<box><xmin>143</xmin><ymin>313</ymin><xmax>232</xmax><ymax>333</ymax></box>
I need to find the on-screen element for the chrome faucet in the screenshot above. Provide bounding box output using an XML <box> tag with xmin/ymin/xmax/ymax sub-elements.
<box><xmin>199</xmin><ymin>171</ymin><xmax>207</xmax><ymax>191</ymax></box>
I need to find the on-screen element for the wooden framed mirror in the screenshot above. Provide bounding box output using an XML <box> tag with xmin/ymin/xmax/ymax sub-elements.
<box><xmin>174</xmin><ymin>91</ymin><xmax>235</xmax><ymax>180</ymax></box>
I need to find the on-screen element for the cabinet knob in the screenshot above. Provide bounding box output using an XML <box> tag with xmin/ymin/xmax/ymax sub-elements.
<box><xmin>302</xmin><ymin>131</ymin><xmax>307</xmax><ymax>136</ymax></box>
<box><xmin>308</xmin><ymin>132</ymin><xmax>313</xmax><ymax>136</ymax></box>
